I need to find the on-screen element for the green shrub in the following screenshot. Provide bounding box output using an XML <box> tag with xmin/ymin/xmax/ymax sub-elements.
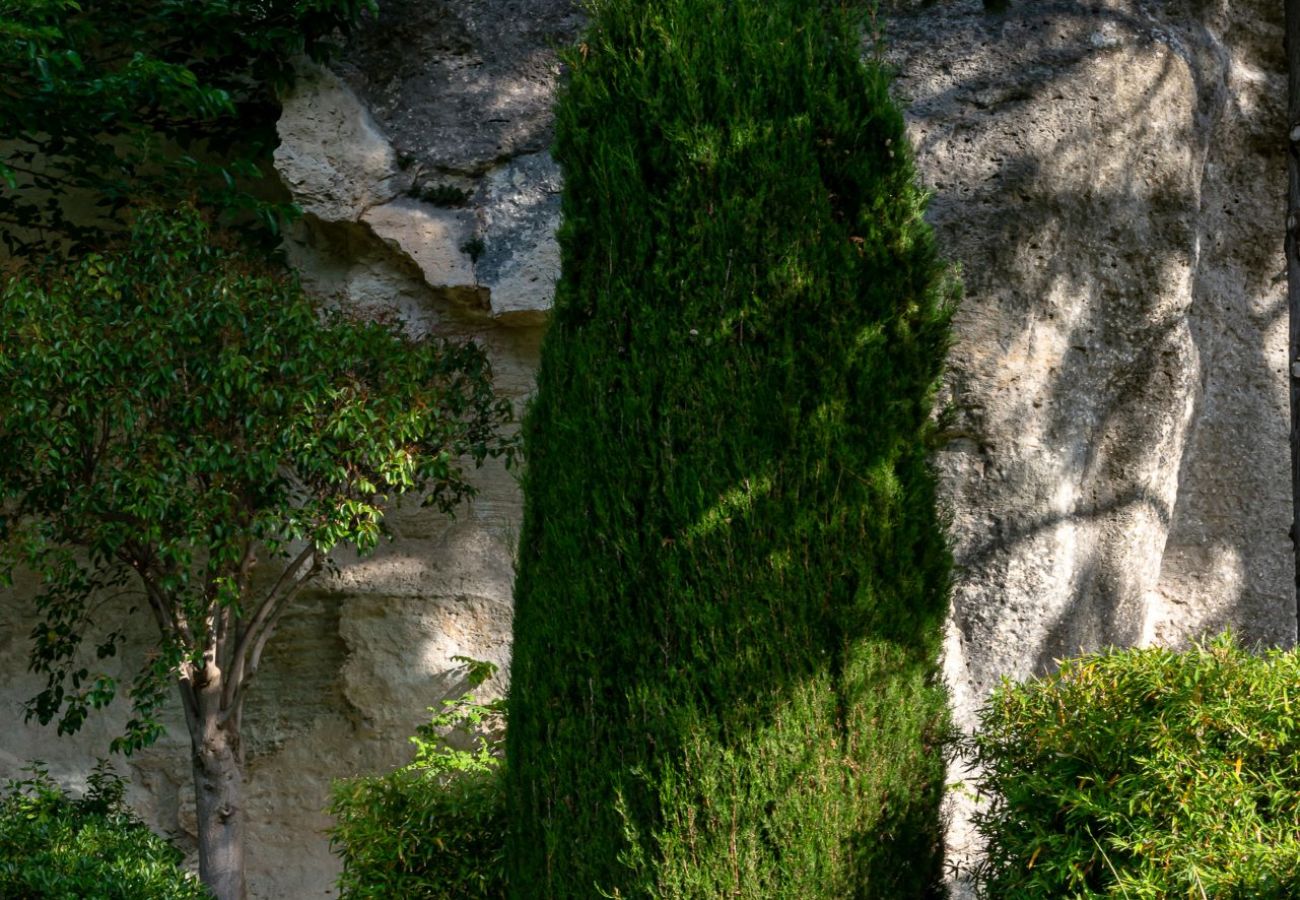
<box><xmin>971</xmin><ymin>633</ymin><xmax>1300</xmax><ymax>898</ymax></box>
<box><xmin>0</xmin><ymin>762</ymin><xmax>207</xmax><ymax>900</ymax></box>
<box><xmin>329</xmin><ymin>772</ymin><xmax>505</xmax><ymax>900</ymax></box>
<box><xmin>505</xmin><ymin>0</ymin><xmax>956</xmax><ymax>896</ymax></box>
<box><xmin>329</xmin><ymin>659</ymin><xmax>507</xmax><ymax>899</ymax></box>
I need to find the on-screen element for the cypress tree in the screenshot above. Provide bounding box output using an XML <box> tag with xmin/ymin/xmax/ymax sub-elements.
<box><xmin>506</xmin><ymin>1</ymin><xmax>956</xmax><ymax>896</ymax></box>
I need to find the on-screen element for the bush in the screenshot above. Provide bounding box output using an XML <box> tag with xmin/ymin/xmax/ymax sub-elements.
<box><xmin>971</xmin><ymin>633</ymin><xmax>1300</xmax><ymax>898</ymax></box>
<box><xmin>329</xmin><ymin>659</ymin><xmax>507</xmax><ymax>899</ymax></box>
<box><xmin>330</xmin><ymin>771</ymin><xmax>505</xmax><ymax>900</ymax></box>
<box><xmin>0</xmin><ymin>763</ymin><xmax>207</xmax><ymax>900</ymax></box>
<box><xmin>505</xmin><ymin>0</ymin><xmax>956</xmax><ymax>896</ymax></box>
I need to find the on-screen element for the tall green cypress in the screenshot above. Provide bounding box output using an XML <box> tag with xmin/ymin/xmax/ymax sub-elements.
<box><xmin>505</xmin><ymin>1</ymin><xmax>956</xmax><ymax>896</ymax></box>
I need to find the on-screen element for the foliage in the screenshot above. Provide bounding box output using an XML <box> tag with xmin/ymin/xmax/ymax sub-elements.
<box><xmin>0</xmin><ymin>762</ymin><xmax>208</xmax><ymax>899</ymax></box>
<box><xmin>505</xmin><ymin>0</ymin><xmax>957</xmax><ymax>896</ymax></box>
<box><xmin>0</xmin><ymin>205</ymin><xmax>515</xmax><ymax>753</ymax></box>
<box><xmin>0</xmin><ymin>0</ymin><xmax>374</xmax><ymax>256</ymax></box>
<box><xmin>971</xmin><ymin>633</ymin><xmax>1300</xmax><ymax>898</ymax></box>
<box><xmin>409</xmin><ymin>657</ymin><xmax>506</xmax><ymax>776</ymax></box>
<box><xmin>329</xmin><ymin>658</ymin><xmax>507</xmax><ymax>899</ymax></box>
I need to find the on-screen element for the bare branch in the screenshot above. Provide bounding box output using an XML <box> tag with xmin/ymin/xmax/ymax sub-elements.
<box><xmin>215</xmin><ymin>540</ymin><xmax>255</xmax><ymax>687</ymax></box>
<box><xmin>116</xmin><ymin>545</ymin><xmax>193</xmax><ymax>648</ymax></box>
<box><xmin>176</xmin><ymin>663</ymin><xmax>201</xmax><ymax>735</ymax></box>
<box><xmin>240</xmin><ymin>543</ymin><xmax>316</xmax><ymax>645</ymax></box>
<box><xmin>235</xmin><ymin>541</ymin><xmax>257</xmax><ymax>595</ymax></box>
<box><xmin>203</xmin><ymin>577</ymin><xmax>221</xmax><ymax>670</ymax></box>
<box><xmin>222</xmin><ymin>544</ymin><xmax>319</xmax><ymax>712</ymax></box>
<box><xmin>247</xmin><ymin>555</ymin><xmax>323</xmax><ymax>679</ymax></box>
<box><xmin>222</xmin><ymin>552</ymin><xmax>323</xmax><ymax>723</ymax></box>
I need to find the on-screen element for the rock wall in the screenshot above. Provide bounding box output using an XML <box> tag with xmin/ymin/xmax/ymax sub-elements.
<box><xmin>0</xmin><ymin>1</ymin><xmax>1293</xmax><ymax>896</ymax></box>
<box><xmin>888</xmin><ymin>0</ymin><xmax>1293</xmax><ymax>883</ymax></box>
<box><xmin>893</xmin><ymin>0</ymin><xmax>1293</xmax><ymax>722</ymax></box>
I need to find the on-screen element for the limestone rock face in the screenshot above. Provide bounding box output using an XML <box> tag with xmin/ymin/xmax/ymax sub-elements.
<box><xmin>1</xmin><ymin>1</ymin><xmax>1295</xmax><ymax>898</ymax></box>
<box><xmin>361</xmin><ymin>198</ymin><xmax>478</xmax><ymax>291</ymax></box>
<box><xmin>274</xmin><ymin>0</ymin><xmax>583</xmax><ymax>329</ymax></box>
<box><xmin>474</xmin><ymin>151</ymin><xmax>563</xmax><ymax>324</ymax></box>
<box><xmin>334</xmin><ymin>0</ymin><xmax>583</xmax><ymax>176</ymax></box>
<box><xmin>891</xmin><ymin>0</ymin><xmax>1292</xmax><ymax>725</ymax></box>
<box><xmin>274</xmin><ymin>64</ymin><xmax>400</xmax><ymax>222</ymax></box>
<box><xmin>885</xmin><ymin>0</ymin><xmax>1292</xmax><ymax>885</ymax></box>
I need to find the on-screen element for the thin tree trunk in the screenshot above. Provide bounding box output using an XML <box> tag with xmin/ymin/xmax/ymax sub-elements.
<box><xmin>1288</xmin><ymin>0</ymin><xmax>1300</xmax><ymax>638</ymax></box>
<box><xmin>191</xmin><ymin>685</ymin><xmax>247</xmax><ymax>900</ymax></box>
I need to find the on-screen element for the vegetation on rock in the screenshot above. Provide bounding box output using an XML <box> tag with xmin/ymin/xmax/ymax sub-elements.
<box><xmin>329</xmin><ymin>658</ymin><xmax>507</xmax><ymax>899</ymax></box>
<box><xmin>505</xmin><ymin>0</ymin><xmax>957</xmax><ymax>895</ymax></box>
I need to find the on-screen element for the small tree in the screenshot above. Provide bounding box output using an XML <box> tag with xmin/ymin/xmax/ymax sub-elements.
<box><xmin>506</xmin><ymin>0</ymin><xmax>955</xmax><ymax>895</ymax></box>
<box><xmin>0</xmin><ymin>206</ymin><xmax>515</xmax><ymax>900</ymax></box>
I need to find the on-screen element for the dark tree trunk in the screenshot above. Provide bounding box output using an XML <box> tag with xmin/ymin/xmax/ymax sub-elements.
<box><xmin>190</xmin><ymin>683</ymin><xmax>247</xmax><ymax>900</ymax></box>
<box><xmin>1288</xmin><ymin>0</ymin><xmax>1300</xmax><ymax>636</ymax></box>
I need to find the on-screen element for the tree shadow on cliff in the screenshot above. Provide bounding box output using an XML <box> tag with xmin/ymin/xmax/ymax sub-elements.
<box><xmin>887</xmin><ymin>0</ymin><xmax>1292</xmax><ymax>697</ymax></box>
<box><xmin>338</xmin><ymin>0</ymin><xmax>585</xmax><ymax>176</ymax></box>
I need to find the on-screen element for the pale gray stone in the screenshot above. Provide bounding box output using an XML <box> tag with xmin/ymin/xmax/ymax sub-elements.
<box><xmin>362</xmin><ymin>198</ymin><xmax>478</xmax><ymax>290</ymax></box>
<box><xmin>473</xmin><ymin>151</ymin><xmax>562</xmax><ymax>324</ymax></box>
<box><xmin>886</xmin><ymin>0</ymin><xmax>1292</xmax><ymax>886</ymax></box>
<box><xmin>274</xmin><ymin>62</ymin><xmax>400</xmax><ymax>223</ymax></box>
<box><xmin>336</xmin><ymin>0</ymin><xmax>583</xmax><ymax>176</ymax></box>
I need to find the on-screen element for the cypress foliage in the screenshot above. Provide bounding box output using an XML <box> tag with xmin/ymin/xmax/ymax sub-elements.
<box><xmin>505</xmin><ymin>1</ymin><xmax>956</xmax><ymax>896</ymax></box>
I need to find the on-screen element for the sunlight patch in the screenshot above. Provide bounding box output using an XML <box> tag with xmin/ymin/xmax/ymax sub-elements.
<box><xmin>685</xmin><ymin>475</ymin><xmax>775</xmax><ymax>541</ymax></box>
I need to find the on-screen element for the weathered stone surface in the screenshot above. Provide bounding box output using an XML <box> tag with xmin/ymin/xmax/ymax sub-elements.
<box><xmin>274</xmin><ymin>62</ymin><xmax>400</xmax><ymax>222</ymax></box>
<box><xmin>337</xmin><ymin>0</ymin><xmax>583</xmax><ymax>176</ymax></box>
<box><xmin>362</xmin><ymin>198</ymin><xmax>478</xmax><ymax>291</ymax></box>
<box><xmin>474</xmin><ymin>151</ymin><xmax>562</xmax><ymax>323</ymax></box>
<box><xmin>893</xmin><ymin>0</ymin><xmax>1204</xmax><ymax>716</ymax></box>
<box><xmin>275</xmin><ymin>1</ymin><xmax>574</xmax><ymax>328</ymax></box>
<box><xmin>885</xmin><ymin>0</ymin><xmax>1291</xmax><ymax>888</ymax></box>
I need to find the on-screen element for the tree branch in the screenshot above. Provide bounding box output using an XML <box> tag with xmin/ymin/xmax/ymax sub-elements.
<box><xmin>117</xmin><ymin>545</ymin><xmax>193</xmax><ymax>649</ymax></box>
<box><xmin>233</xmin><ymin>552</ymin><xmax>322</xmax><ymax>713</ymax></box>
<box><xmin>216</xmin><ymin>540</ymin><xmax>255</xmax><ymax>677</ymax></box>
<box><xmin>176</xmin><ymin>663</ymin><xmax>201</xmax><ymax>735</ymax></box>
<box><xmin>221</xmin><ymin>543</ymin><xmax>319</xmax><ymax>713</ymax></box>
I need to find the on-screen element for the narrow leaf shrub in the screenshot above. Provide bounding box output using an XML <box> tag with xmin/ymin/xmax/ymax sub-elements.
<box><xmin>329</xmin><ymin>773</ymin><xmax>505</xmax><ymax>900</ymax></box>
<box><xmin>506</xmin><ymin>0</ymin><xmax>956</xmax><ymax>896</ymax></box>
<box><xmin>972</xmin><ymin>634</ymin><xmax>1300</xmax><ymax>898</ymax></box>
<box><xmin>0</xmin><ymin>763</ymin><xmax>207</xmax><ymax>899</ymax></box>
<box><xmin>329</xmin><ymin>661</ymin><xmax>507</xmax><ymax>899</ymax></box>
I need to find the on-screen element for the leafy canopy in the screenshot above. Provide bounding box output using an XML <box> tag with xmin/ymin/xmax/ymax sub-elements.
<box><xmin>0</xmin><ymin>0</ymin><xmax>374</xmax><ymax>256</ymax></box>
<box><xmin>0</xmin><ymin>206</ymin><xmax>515</xmax><ymax>751</ymax></box>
